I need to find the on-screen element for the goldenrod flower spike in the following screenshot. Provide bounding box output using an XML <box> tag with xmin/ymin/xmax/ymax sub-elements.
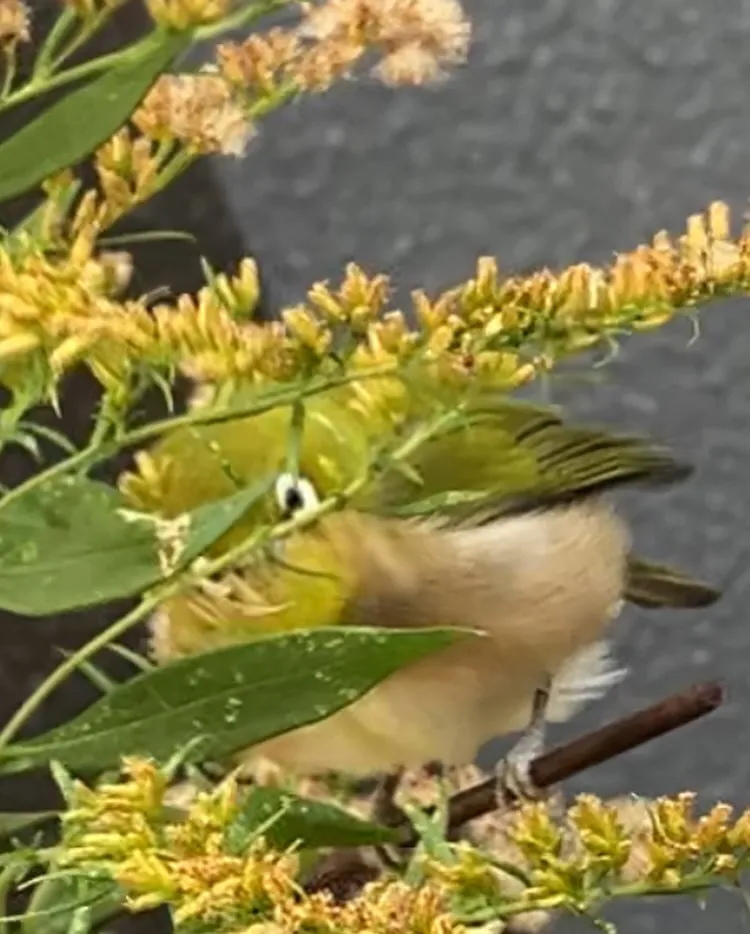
<box><xmin>57</xmin><ymin>760</ymin><xmax>750</xmax><ymax>932</ymax></box>
<box><xmin>145</xmin><ymin>0</ymin><xmax>230</xmax><ymax>29</ymax></box>
<box><xmin>1</xmin><ymin>200</ymin><xmax>748</xmax><ymax>406</ymax></box>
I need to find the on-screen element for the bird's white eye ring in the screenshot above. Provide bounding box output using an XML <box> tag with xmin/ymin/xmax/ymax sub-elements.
<box><xmin>274</xmin><ymin>472</ymin><xmax>320</xmax><ymax>516</ymax></box>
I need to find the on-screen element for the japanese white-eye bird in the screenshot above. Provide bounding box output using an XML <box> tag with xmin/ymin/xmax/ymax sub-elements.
<box><xmin>119</xmin><ymin>377</ymin><xmax>719</xmax><ymax>797</ymax></box>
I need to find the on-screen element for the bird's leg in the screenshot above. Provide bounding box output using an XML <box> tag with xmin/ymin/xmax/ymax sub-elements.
<box><xmin>495</xmin><ymin>677</ymin><xmax>551</xmax><ymax>808</ymax></box>
<box><xmin>371</xmin><ymin>768</ymin><xmax>406</xmax><ymax>827</ymax></box>
<box><xmin>370</xmin><ymin>768</ymin><xmax>409</xmax><ymax>869</ymax></box>
<box><xmin>371</xmin><ymin>761</ymin><xmax>444</xmax><ymax>825</ymax></box>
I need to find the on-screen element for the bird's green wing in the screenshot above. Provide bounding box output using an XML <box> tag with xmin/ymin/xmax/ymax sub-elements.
<box><xmin>370</xmin><ymin>393</ymin><xmax>720</xmax><ymax>610</ymax></box>
<box><xmin>373</xmin><ymin>395</ymin><xmax>690</xmax><ymax>518</ymax></box>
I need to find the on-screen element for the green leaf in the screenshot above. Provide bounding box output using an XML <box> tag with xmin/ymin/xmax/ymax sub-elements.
<box><xmin>0</xmin><ymin>811</ymin><xmax>56</xmax><ymax>839</ymax></box>
<box><xmin>0</xmin><ymin>627</ymin><xmax>466</xmax><ymax>773</ymax></box>
<box><xmin>403</xmin><ymin>800</ymin><xmax>452</xmax><ymax>861</ymax></box>
<box><xmin>59</xmin><ymin>651</ymin><xmax>118</xmax><ymax>695</ymax></box>
<box><xmin>97</xmin><ymin>228</ymin><xmax>197</xmax><ymax>247</ymax></box>
<box><xmin>177</xmin><ymin>476</ymin><xmax>273</xmax><ymax>562</ymax></box>
<box><xmin>0</xmin><ymin>31</ymin><xmax>188</xmax><ymax>203</ymax></box>
<box><xmin>50</xmin><ymin>760</ymin><xmax>77</xmax><ymax>805</ymax></box>
<box><xmin>20</xmin><ymin>875</ymin><xmax>123</xmax><ymax>934</ymax></box>
<box><xmin>225</xmin><ymin>786</ymin><xmax>397</xmax><ymax>852</ymax></box>
<box><xmin>19</xmin><ymin>423</ymin><xmax>78</xmax><ymax>457</ymax></box>
<box><xmin>103</xmin><ymin>642</ymin><xmax>153</xmax><ymax>671</ymax></box>
<box><xmin>0</xmin><ymin>474</ymin><xmax>272</xmax><ymax>615</ymax></box>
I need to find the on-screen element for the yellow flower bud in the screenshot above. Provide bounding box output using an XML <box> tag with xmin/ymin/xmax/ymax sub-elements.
<box><xmin>0</xmin><ymin>330</ymin><xmax>40</xmax><ymax>362</ymax></box>
<box><xmin>282</xmin><ymin>305</ymin><xmax>331</xmax><ymax>355</ymax></box>
<box><xmin>49</xmin><ymin>333</ymin><xmax>100</xmax><ymax>373</ymax></box>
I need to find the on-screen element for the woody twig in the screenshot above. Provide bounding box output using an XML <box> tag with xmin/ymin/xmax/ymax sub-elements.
<box><xmin>426</xmin><ymin>679</ymin><xmax>723</xmax><ymax>843</ymax></box>
<box><xmin>306</xmin><ymin>681</ymin><xmax>724</xmax><ymax>900</ymax></box>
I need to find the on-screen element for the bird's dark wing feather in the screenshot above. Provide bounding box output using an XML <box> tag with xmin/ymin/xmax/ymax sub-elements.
<box><xmin>375</xmin><ymin>396</ymin><xmax>720</xmax><ymax>611</ymax></box>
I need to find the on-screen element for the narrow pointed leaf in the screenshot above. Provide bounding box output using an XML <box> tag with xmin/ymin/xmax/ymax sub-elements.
<box><xmin>0</xmin><ymin>474</ymin><xmax>271</xmax><ymax>615</ymax></box>
<box><xmin>0</xmin><ymin>627</ymin><xmax>466</xmax><ymax>773</ymax></box>
<box><xmin>225</xmin><ymin>786</ymin><xmax>398</xmax><ymax>852</ymax></box>
<box><xmin>19</xmin><ymin>876</ymin><xmax>122</xmax><ymax>934</ymax></box>
<box><xmin>98</xmin><ymin>228</ymin><xmax>197</xmax><ymax>247</ymax></box>
<box><xmin>0</xmin><ymin>811</ymin><xmax>56</xmax><ymax>839</ymax></box>
<box><xmin>0</xmin><ymin>31</ymin><xmax>188</xmax><ymax>202</ymax></box>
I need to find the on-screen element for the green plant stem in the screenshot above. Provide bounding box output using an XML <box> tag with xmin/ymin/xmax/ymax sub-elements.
<box><xmin>0</xmin><ymin>387</ymin><xmax>38</xmax><ymax>461</ymax></box>
<box><xmin>22</xmin><ymin>870</ymin><xmax>60</xmax><ymax>926</ymax></box>
<box><xmin>0</xmin><ymin>51</ymin><xmax>119</xmax><ymax>112</ymax></box>
<box><xmin>0</xmin><ymin>396</ymin><xmax>445</xmax><ymax>752</ymax></box>
<box><xmin>47</xmin><ymin>8</ymin><xmax>117</xmax><ymax>75</ymax></box>
<box><xmin>123</xmin><ymin>365</ymin><xmax>397</xmax><ymax>446</ymax></box>
<box><xmin>606</xmin><ymin>876</ymin><xmax>716</xmax><ymax>900</ymax></box>
<box><xmin>148</xmin><ymin>148</ymin><xmax>197</xmax><ymax>199</ymax></box>
<box><xmin>0</xmin><ymin>365</ymin><xmax>397</xmax><ymax>512</ymax></box>
<box><xmin>32</xmin><ymin>7</ymin><xmax>78</xmax><ymax>79</ymax></box>
<box><xmin>88</xmin><ymin>388</ymin><xmax>131</xmax><ymax>451</ymax></box>
<box><xmin>3</xmin><ymin>0</ymin><xmax>286</xmax><ymax>112</ymax></box>
<box><xmin>0</xmin><ymin>47</ymin><xmax>17</xmax><ymax>102</ymax></box>
<box><xmin>491</xmin><ymin>874</ymin><xmax>718</xmax><ymax>923</ymax></box>
<box><xmin>195</xmin><ymin>0</ymin><xmax>293</xmax><ymax>40</ymax></box>
<box><xmin>18</xmin><ymin>870</ymin><xmax>124</xmax><ymax>933</ymax></box>
<box><xmin>0</xmin><ymin>861</ymin><xmax>20</xmax><ymax>934</ymax></box>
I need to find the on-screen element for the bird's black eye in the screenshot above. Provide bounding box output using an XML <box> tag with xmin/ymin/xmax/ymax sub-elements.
<box><xmin>274</xmin><ymin>472</ymin><xmax>320</xmax><ymax>517</ymax></box>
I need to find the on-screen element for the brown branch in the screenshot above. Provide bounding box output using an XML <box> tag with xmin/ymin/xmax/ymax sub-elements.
<box><xmin>305</xmin><ymin>681</ymin><xmax>723</xmax><ymax>899</ymax></box>
<box><xmin>436</xmin><ymin>680</ymin><xmax>723</xmax><ymax>840</ymax></box>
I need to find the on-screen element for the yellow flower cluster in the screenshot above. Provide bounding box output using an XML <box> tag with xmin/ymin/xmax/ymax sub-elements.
<box><xmin>56</xmin><ymin>757</ymin><xmax>750</xmax><ymax>934</ymax></box>
<box><xmin>92</xmin><ymin>129</ymin><xmax>165</xmax><ymax>225</ymax></box>
<box><xmin>145</xmin><ymin>0</ymin><xmax>230</xmax><ymax>28</ymax></box>
<box><xmin>645</xmin><ymin>791</ymin><xmax>750</xmax><ymax>884</ymax></box>
<box><xmin>509</xmin><ymin>791</ymin><xmax>750</xmax><ymax>916</ymax></box>
<box><xmin>59</xmin><ymin>758</ymin><xmax>466</xmax><ymax>933</ymax></box>
<box><xmin>407</xmin><ymin>200</ymin><xmax>750</xmax><ymax>373</ymax></box>
<box><xmin>267</xmin><ymin>200</ymin><xmax>750</xmax><ymax>413</ymax></box>
<box><xmin>3</xmin><ymin>196</ymin><xmax>749</xmax><ymax>415</ymax></box>
<box><xmin>0</xmin><ymin>176</ymin><xmax>276</xmax><ymax>400</ymax></box>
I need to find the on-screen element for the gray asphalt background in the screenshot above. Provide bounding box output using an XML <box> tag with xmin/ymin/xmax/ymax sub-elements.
<box><xmin>2</xmin><ymin>0</ymin><xmax>750</xmax><ymax>931</ymax></box>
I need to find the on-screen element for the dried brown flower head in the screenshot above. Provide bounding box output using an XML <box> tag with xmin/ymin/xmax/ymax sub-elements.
<box><xmin>134</xmin><ymin>72</ymin><xmax>254</xmax><ymax>157</ymax></box>
<box><xmin>0</xmin><ymin>0</ymin><xmax>30</xmax><ymax>44</ymax></box>
<box><xmin>216</xmin><ymin>0</ymin><xmax>470</xmax><ymax>97</ymax></box>
<box><xmin>299</xmin><ymin>0</ymin><xmax>471</xmax><ymax>86</ymax></box>
<box><xmin>217</xmin><ymin>28</ymin><xmax>302</xmax><ymax>95</ymax></box>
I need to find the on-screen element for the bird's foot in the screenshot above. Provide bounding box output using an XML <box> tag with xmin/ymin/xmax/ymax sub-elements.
<box><xmin>494</xmin><ymin>683</ymin><xmax>550</xmax><ymax>810</ymax></box>
<box><xmin>495</xmin><ymin>738</ymin><xmax>546</xmax><ymax>809</ymax></box>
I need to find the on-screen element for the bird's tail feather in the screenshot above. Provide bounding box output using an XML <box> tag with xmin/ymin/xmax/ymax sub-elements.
<box><xmin>460</xmin><ymin>405</ymin><xmax>694</xmax><ymax>520</ymax></box>
<box><xmin>547</xmin><ymin>641</ymin><xmax>626</xmax><ymax>722</ymax></box>
<box><xmin>625</xmin><ymin>556</ymin><xmax>720</xmax><ymax>608</ymax></box>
